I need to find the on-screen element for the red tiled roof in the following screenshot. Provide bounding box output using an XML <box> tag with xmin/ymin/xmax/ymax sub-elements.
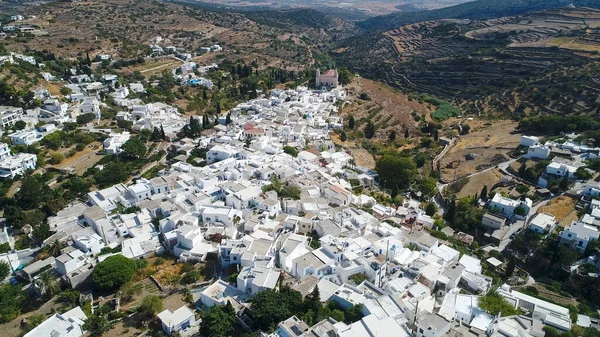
<box><xmin>322</xmin><ymin>69</ymin><xmax>337</xmax><ymax>76</ymax></box>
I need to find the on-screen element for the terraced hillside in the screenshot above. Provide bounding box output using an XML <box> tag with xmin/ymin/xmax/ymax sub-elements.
<box><xmin>335</xmin><ymin>7</ymin><xmax>600</xmax><ymax>118</ymax></box>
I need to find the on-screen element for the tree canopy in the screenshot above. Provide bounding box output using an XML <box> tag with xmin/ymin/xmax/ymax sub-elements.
<box><xmin>200</xmin><ymin>301</ymin><xmax>236</xmax><ymax>337</ymax></box>
<box><xmin>121</xmin><ymin>138</ymin><xmax>147</xmax><ymax>158</ymax></box>
<box><xmin>375</xmin><ymin>154</ymin><xmax>417</xmax><ymax>190</ymax></box>
<box><xmin>139</xmin><ymin>295</ymin><xmax>163</xmax><ymax>318</ymax></box>
<box><xmin>92</xmin><ymin>255</ymin><xmax>137</xmax><ymax>291</ymax></box>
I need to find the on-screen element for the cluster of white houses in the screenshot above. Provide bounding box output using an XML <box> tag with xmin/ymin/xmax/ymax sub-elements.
<box><xmin>6</xmin><ymin>85</ymin><xmax>596</xmax><ymax>337</ymax></box>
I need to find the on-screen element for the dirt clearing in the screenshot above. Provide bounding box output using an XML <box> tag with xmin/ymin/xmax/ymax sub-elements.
<box><xmin>538</xmin><ymin>196</ymin><xmax>579</xmax><ymax>227</ymax></box>
<box><xmin>440</xmin><ymin>120</ymin><xmax>520</xmax><ymax>182</ymax></box>
<box><xmin>456</xmin><ymin>168</ymin><xmax>505</xmax><ymax>198</ymax></box>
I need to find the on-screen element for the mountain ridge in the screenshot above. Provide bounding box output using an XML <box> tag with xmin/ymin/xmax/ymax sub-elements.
<box><xmin>358</xmin><ymin>0</ymin><xmax>600</xmax><ymax>31</ymax></box>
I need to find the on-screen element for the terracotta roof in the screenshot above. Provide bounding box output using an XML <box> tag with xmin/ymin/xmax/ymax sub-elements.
<box><xmin>322</xmin><ymin>69</ymin><xmax>337</xmax><ymax>77</ymax></box>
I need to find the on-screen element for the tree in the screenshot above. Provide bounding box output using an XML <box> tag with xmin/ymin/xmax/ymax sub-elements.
<box><xmin>505</xmin><ymin>257</ymin><xmax>516</xmax><ymax>277</ymax></box>
<box><xmin>225</xmin><ymin>113</ymin><xmax>232</xmax><ymax>125</ymax></box>
<box><xmin>375</xmin><ymin>154</ymin><xmax>417</xmax><ymax>189</ymax></box>
<box><xmin>348</xmin><ymin>115</ymin><xmax>355</xmax><ymax>130</ymax></box>
<box><xmin>92</xmin><ymin>255</ymin><xmax>137</xmax><ymax>291</ymax></box>
<box><xmin>94</xmin><ymin>161</ymin><xmax>128</xmax><ymax>187</ymax></box>
<box><xmin>150</xmin><ymin>127</ymin><xmax>162</xmax><ymax>142</ymax></box>
<box><xmin>60</xmin><ymin>87</ymin><xmax>72</xmax><ymax>96</ymax></box>
<box><xmin>43</xmin><ymin>132</ymin><xmax>62</xmax><ymax>150</ymax></box>
<box><xmin>14</xmin><ymin>120</ymin><xmax>26</xmax><ymax>130</ymax></box>
<box><xmin>479</xmin><ymin>289</ymin><xmax>521</xmax><ymax>316</ymax></box>
<box><xmin>364</xmin><ymin>120</ymin><xmax>375</xmax><ymax>139</ymax></box>
<box><xmin>17</xmin><ymin>175</ymin><xmax>53</xmax><ymax>209</ymax></box>
<box><xmin>480</xmin><ymin>185</ymin><xmax>488</xmax><ymax>201</ymax></box>
<box><xmin>304</xmin><ymin>286</ymin><xmax>322</xmax><ymax>322</ymax></box>
<box><xmin>0</xmin><ymin>284</ymin><xmax>27</xmax><ymax>323</ymax></box>
<box><xmin>250</xmin><ymin>287</ymin><xmax>303</xmax><ymax>331</ymax></box>
<box><xmin>160</xmin><ymin>124</ymin><xmax>166</xmax><ymax>140</ymax></box>
<box><xmin>0</xmin><ymin>261</ymin><xmax>10</xmax><ymax>280</ymax></box>
<box><xmin>575</xmin><ymin>167</ymin><xmax>592</xmax><ymax>180</ymax></box>
<box><xmin>5</xmin><ymin>206</ymin><xmax>25</xmax><ymax>230</ymax></box>
<box><xmin>200</xmin><ymin>302</ymin><xmax>236</xmax><ymax>337</ymax></box>
<box><xmin>76</xmin><ymin>113</ymin><xmax>97</xmax><ymax>125</ymax></box>
<box><xmin>404</xmin><ymin>128</ymin><xmax>409</xmax><ymax>138</ymax></box>
<box><xmin>426</xmin><ymin>203</ymin><xmax>436</xmax><ymax>216</ymax></box>
<box><xmin>340</xmin><ymin>131</ymin><xmax>347</xmax><ymax>142</ymax></box>
<box><xmin>418</xmin><ymin>177</ymin><xmax>438</xmax><ymax>199</ymax></box>
<box><xmin>121</xmin><ymin>138</ymin><xmax>147</xmax><ymax>158</ymax></box>
<box><xmin>36</xmin><ymin>270</ymin><xmax>61</xmax><ymax>298</ymax></box>
<box><xmin>388</xmin><ymin>130</ymin><xmax>396</xmax><ymax>142</ymax></box>
<box><xmin>139</xmin><ymin>295</ymin><xmax>163</xmax><ymax>318</ymax></box>
<box><xmin>83</xmin><ymin>315</ymin><xmax>112</xmax><ymax>337</ymax></box>
<box><xmin>283</xmin><ymin>146</ymin><xmax>298</xmax><ymax>157</ymax></box>
<box><xmin>46</xmin><ymin>240</ymin><xmax>62</xmax><ymax>257</ymax></box>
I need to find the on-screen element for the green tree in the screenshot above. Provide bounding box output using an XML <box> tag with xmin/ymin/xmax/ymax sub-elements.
<box><xmin>283</xmin><ymin>146</ymin><xmax>298</xmax><ymax>157</ymax></box>
<box><xmin>92</xmin><ymin>255</ymin><xmax>137</xmax><ymax>291</ymax></box>
<box><xmin>76</xmin><ymin>113</ymin><xmax>97</xmax><ymax>125</ymax></box>
<box><xmin>16</xmin><ymin>175</ymin><xmax>53</xmax><ymax>209</ymax></box>
<box><xmin>42</xmin><ymin>132</ymin><xmax>63</xmax><ymax>150</ymax></box>
<box><xmin>139</xmin><ymin>295</ymin><xmax>163</xmax><ymax>318</ymax></box>
<box><xmin>36</xmin><ymin>270</ymin><xmax>61</xmax><ymax>298</ymax></box>
<box><xmin>480</xmin><ymin>185</ymin><xmax>488</xmax><ymax>201</ymax></box>
<box><xmin>60</xmin><ymin>87</ymin><xmax>72</xmax><ymax>96</ymax></box>
<box><xmin>388</xmin><ymin>130</ymin><xmax>396</xmax><ymax>142</ymax></box>
<box><xmin>150</xmin><ymin>127</ymin><xmax>162</xmax><ymax>142</ymax></box>
<box><xmin>364</xmin><ymin>120</ymin><xmax>375</xmax><ymax>139</ymax></box>
<box><xmin>0</xmin><ymin>261</ymin><xmax>10</xmax><ymax>280</ymax></box>
<box><xmin>304</xmin><ymin>286</ymin><xmax>322</xmax><ymax>322</ymax></box>
<box><xmin>121</xmin><ymin>138</ymin><xmax>147</xmax><ymax>158</ymax></box>
<box><xmin>348</xmin><ymin>115</ymin><xmax>355</xmax><ymax>130</ymax></box>
<box><xmin>426</xmin><ymin>203</ymin><xmax>436</xmax><ymax>216</ymax></box>
<box><xmin>4</xmin><ymin>206</ymin><xmax>25</xmax><ymax>230</ymax></box>
<box><xmin>417</xmin><ymin>177</ymin><xmax>438</xmax><ymax>199</ymax></box>
<box><xmin>14</xmin><ymin>120</ymin><xmax>26</xmax><ymax>130</ymax></box>
<box><xmin>225</xmin><ymin>113</ymin><xmax>232</xmax><ymax>125</ymax></box>
<box><xmin>505</xmin><ymin>257</ymin><xmax>516</xmax><ymax>277</ymax></box>
<box><xmin>0</xmin><ymin>284</ymin><xmax>27</xmax><ymax>322</ymax></box>
<box><xmin>404</xmin><ymin>128</ymin><xmax>409</xmax><ymax>138</ymax></box>
<box><xmin>94</xmin><ymin>161</ymin><xmax>128</xmax><ymax>187</ymax></box>
<box><xmin>250</xmin><ymin>287</ymin><xmax>303</xmax><ymax>331</ymax></box>
<box><xmin>83</xmin><ymin>314</ymin><xmax>113</xmax><ymax>337</ymax></box>
<box><xmin>479</xmin><ymin>289</ymin><xmax>521</xmax><ymax>316</ymax></box>
<box><xmin>375</xmin><ymin>154</ymin><xmax>417</xmax><ymax>189</ymax></box>
<box><xmin>200</xmin><ymin>302</ymin><xmax>236</xmax><ymax>337</ymax></box>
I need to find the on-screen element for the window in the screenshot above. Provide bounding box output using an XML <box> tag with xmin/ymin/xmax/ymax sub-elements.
<box><xmin>233</xmin><ymin>257</ymin><xmax>237</xmax><ymax>261</ymax></box>
<box><xmin>568</xmin><ymin>233</ymin><xmax>572</xmax><ymax>237</ymax></box>
<box><xmin>419</xmin><ymin>329</ymin><xmax>424</xmax><ymax>334</ymax></box>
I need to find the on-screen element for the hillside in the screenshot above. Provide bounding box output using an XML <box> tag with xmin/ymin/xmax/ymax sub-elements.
<box><xmin>0</xmin><ymin>0</ymin><xmax>344</xmax><ymax>69</ymax></box>
<box><xmin>358</xmin><ymin>0</ymin><xmax>600</xmax><ymax>31</ymax></box>
<box><xmin>335</xmin><ymin>7</ymin><xmax>600</xmax><ymax>118</ymax></box>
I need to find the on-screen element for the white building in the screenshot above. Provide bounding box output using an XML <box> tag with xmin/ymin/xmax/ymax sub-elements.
<box><xmin>206</xmin><ymin>144</ymin><xmax>240</xmax><ymax>164</ymax></box>
<box><xmin>528</xmin><ymin>213</ymin><xmax>556</xmax><ymax>234</ymax></box>
<box><xmin>78</xmin><ymin>97</ymin><xmax>101</xmax><ymax>119</ymax></box>
<box><xmin>524</xmin><ymin>144</ymin><xmax>550</xmax><ymax>159</ymax></box>
<box><xmin>103</xmin><ymin>131</ymin><xmax>131</xmax><ymax>155</ymax></box>
<box><xmin>24</xmin><ymin>306</ymin><xmax>87</xmax><ymax>337</ymax></box>
<box><xmin>10</xmin><ymin>129</ymin><xmax>38</xmax><ymax>146</ymax></box>
<box><xmin>520</xmin><ymin>135</ymin><xmax>540</xmax><ymax>147</ymax></box>
<box><xmin>157</xmin><ymin>306</ymin><xmax>196</xmax><ymax>335</ymax></box>
<box><xmin>0</xmin><ymin>106</ymin><xmax>23</xmax><ymax>128</ymax></box>
<box><xmin>0</xmin><ymin>152</ymin><xmax>37</xmax><ymax>178</ymax></box>
<box><xmin>559</xmin><ymin>221</ymin><xmax>599</xmax><ymax>252</ymax></box>
<box><xmin>488</xmin><ymin>194</ymin><xmax>532</xmax><ymax>219</ymax></box>
<box><xmin>237</xmin><ymin>265</ymin><xmax>280</xmax><ymax>294</ymax></box>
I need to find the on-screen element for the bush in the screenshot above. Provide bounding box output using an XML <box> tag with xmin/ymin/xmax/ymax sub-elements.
<box><xmin>76</xmin><ymin>113</ymin><xmax>96</xmax><ymax>125</ymax></box>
